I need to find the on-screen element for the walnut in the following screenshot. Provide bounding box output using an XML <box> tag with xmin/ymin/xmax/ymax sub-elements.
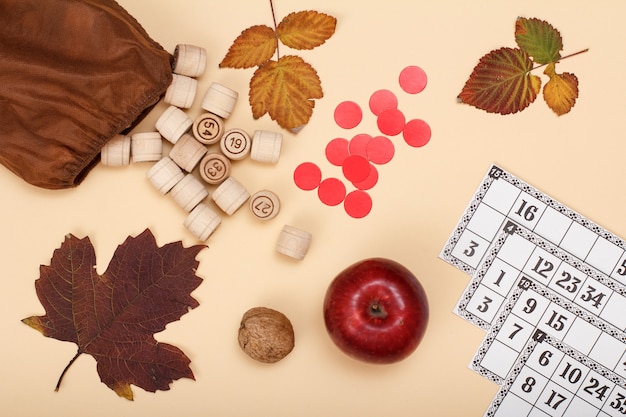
<box><xmin>238</xmin><ymin>307</ymin><xmax>295</xmax><ymax>363</ymax></box>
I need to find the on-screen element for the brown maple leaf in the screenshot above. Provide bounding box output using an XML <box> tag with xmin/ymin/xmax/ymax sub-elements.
<box><xmin>22</xmin><ymin>229</ymin><xmax>205</xmax><ymax>400</ymax></box>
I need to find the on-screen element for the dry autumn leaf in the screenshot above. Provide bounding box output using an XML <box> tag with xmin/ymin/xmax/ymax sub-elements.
<box><xmin>219</xmin><ymin>25</ymin><xmax>278</xmax><ymax>69</ymax></box>
<box><xmin>250</xmin><ymin>55</ymin><xmax>322</xmax><ymax>130</ymax></box>
<box><xmin>277</xmin><ymin>10</ymin><xmax>337</xmax><ymax>50</ymax></box>
<box><xmin>459</xmin><ymin>17</ymin><xmax>587</xmax><ymax>116</ymax></box>
<box><xmin>220</xmin><ymin>4</ymin><xmax>336</xmax><ymax>132</ymax></box>
<box><xmin>458</xmin><ymin>47</ymin><xmax>541</xmax><ymax>115</ymax></box>
<box><xmin>22</xmin><ymin>229</ymin><xmax>204</xmax><ymax>400</ymax></box>
<box><xmin>543</xmin><ymin>63</ymin><xmax>579</xmax><ymax>116</ymax></box>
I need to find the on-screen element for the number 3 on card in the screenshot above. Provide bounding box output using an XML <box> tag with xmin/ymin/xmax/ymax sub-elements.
<box><xmin>450</xmin><ymin>230</ymin><xmax>490</xmax><ymax>270</ymax></box>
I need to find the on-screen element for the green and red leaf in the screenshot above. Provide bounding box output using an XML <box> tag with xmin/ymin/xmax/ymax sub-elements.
<box><xmin>515</xmin><ymin>17</ymin><xmax>562</xmax><ymax>65</ymax></box>
<box><xmin>458</xmin><ymin>47</ymin><xmax>541</xmax><ymax>115</ymax></box>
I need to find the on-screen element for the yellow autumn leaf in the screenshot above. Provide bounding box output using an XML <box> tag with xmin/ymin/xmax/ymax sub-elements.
<box><xmin>543</xmin><ymin>63</ymin><xmax>579</xmax><ymax>115</ymax></box>
<box><xmin>219</xmin><ymin>25</ymin><xmax>278</xmax><ymax>69</ymax></box>
<box><xmin>277</xmin><ymin>10</ymin><xmax>336</xmax><ymax>50</ymax></box>
<box><xmin>250</xmin><ymin>55</ymin><xmax>323</xmax><ymax>130</ymax></box>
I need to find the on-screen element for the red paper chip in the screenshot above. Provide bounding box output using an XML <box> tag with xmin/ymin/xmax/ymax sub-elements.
<box><xmin>399</xmin><ymin>65</ymin><xmax>427</xmax><ymax>94</ymax></box>
<box><xmin>377</xmin><ymin>108</ymin><xmax>406</xmax><ymax>136</ymax></box>
<box><xmin>318</xmin><ymin>178</ymin><xmax>346</xmax><ymax>206</ymax></box>
<box><xmin>348</xmin><ymin>133</ymin><xmax>371</xmax><ymax>157</ymax></box>
<box><xmin>334</xmin><ymin>101</ymin><xmax>362</xmax><ymax>129</ymax></box>
<box><xmin>369</xmin><ymin>89</ymin><xmax>398</xmax><ymax>116</ymax></box>
<box><xmin>366</xmin><ymin>136</ymin><xmax>395</xmax><ymax>165</ymax></box>
<box><xmin>342</xmin><ymin>154</ymin><xmax>371</xmax><ymax>183</ymax></box>
<box><xmin>403</xmin><ymin>119</ymin><xmax>431</xmax><ymax>147</ymax></box>
<box><xmin>293</xmin><ymin>162</ymin><xmax>322</xmax><ymax>190</ymax></box>
<box><xmin>344</xmin><ymin>190</ymin><xmax>373</xmax><ymax>218</ymax></box>
<box><xmin>352</xmin><ymin>164</ymin><xmax>378</xmax><ymax>190</ymax></box>
<box><xmin>325</xmin><ymin>138</ymin><xmax>350</xmax><ymax>166</ymax></box>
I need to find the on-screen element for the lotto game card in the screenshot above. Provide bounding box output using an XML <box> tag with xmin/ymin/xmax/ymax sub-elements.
<box><xmin>440</xmin><ymin>164</ymin><xmax>626</xmax><ymax>416</ymax></box>
<box><xmin>483</xmin><ymin>332</ymin><xmax>626</xmax><ymax>417</ymax></box>
<box><xmin>439</xmin><ymin>165</ymin><xmax>626</xmax><ymax>287</ymax></box>
<box><xmin>454</xmin><ymin>223</ymin><xmax>626</xmax><ymax>334</ymax></box>
<box><xmin>470</xmin><ymin>273</ymin><xmax>626</xmax><ymax>385</ymax></box>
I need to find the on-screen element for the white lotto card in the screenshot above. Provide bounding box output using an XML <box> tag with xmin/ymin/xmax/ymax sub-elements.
<box><xmin>455</xmin><ymin>223</ymin><xmax>626</xmax><ymax>334</ymax></box>
<box><xmin>482</xmin><ymin>332</ymin><xmax>626</xmax><ymax>417</ymax></box>
<box><xmin>440</xmin><ymin>164</ymin><xmax>626</xmax><ymax>416</ymax></box>
<box><xmin>470</xmin><ymin>276</ymin><xmax>626</xmax><ymax>385</ymax></box>
<box><xmin>440</xmin><ymin>165</ymin><xmax>626</xmax><ymax>286</ymax></box>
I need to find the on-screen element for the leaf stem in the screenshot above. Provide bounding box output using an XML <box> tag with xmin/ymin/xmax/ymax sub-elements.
<box><xmin>532</xmin><ymin>48</ymin><xmax>589</xmax><ymax>71</ymax></box>
<box><xmin>55</xmin><ymin>351</ymin><xmax>82</xmax><ymax>392</ymax></box>
<box><xmin>269</xmin><ymin>0</ymin><xmax>280</xmax><ymax>60</ymax></box>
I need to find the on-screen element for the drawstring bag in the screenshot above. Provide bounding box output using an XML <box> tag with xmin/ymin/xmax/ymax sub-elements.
<box><xmin>0</xmin><ymin>0</ymin><xmax>173</xmax><ymax>189</ymax></box>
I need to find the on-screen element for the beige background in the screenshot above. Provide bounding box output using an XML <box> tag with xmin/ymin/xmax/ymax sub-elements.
<box><xmin>1</xmin><ymin>1</ymin><xmax>625</xmax><ymax>416</ymax></box>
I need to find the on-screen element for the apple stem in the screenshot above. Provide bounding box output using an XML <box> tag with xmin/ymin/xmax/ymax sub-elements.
<box><xmin>369</xmin><ymin>302</ymin><xmax>387</xmax><ymax>319</ymax></box>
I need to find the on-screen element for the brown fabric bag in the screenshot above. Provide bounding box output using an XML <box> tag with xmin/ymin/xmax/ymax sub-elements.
<box><xmin>0</xmin><ymin>0</ymin><xmax>173</xmax><ymax>189</ymax></box>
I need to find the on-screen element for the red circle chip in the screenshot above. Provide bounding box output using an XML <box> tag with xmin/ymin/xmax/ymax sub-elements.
<box><xmin>334</xmin><ymin>101</ymin><xmax>362</xmax><ymax>129</ymax></box>
<box><xmin>352</xmin><ymin>164</ymin><xmax>378</xmax><ymax>190</ymax></box>
<box><xmin>325</xmin><ymin>138</ymin><xmax>350</xmax><ymax>166</ymax></box>
<box><xmin>369</xmin><ymin>89</ymin><xmax>398</xmax><ymax>116</ymax></box>
<box><xmin>403</xmin><ymin>119</ymin><xmax>431</xmax><ymax>147</ymax></box>
<box><xmin>318</xmin><ymin>178</ymin><xmax>346</xmax><ymax>206</ymax></box>
<box><xmin>348</xmin><ymin>133</ymin><xmax>372</xmax><ymax>158</ymax></box>
<box><xmin>293</xmin><ymin>162</ymin><xmax>322</xmax><ymax>190</ymax></box>
<box><xmin>342</xmin><ymin>154</ymin><xmax>372</xmax><ymax>183</ymax></box>
<box><xmin>366</xmin><ymin>136</ymin><xmax>395</xmax><ymax>165</ymax></box>
<box><xmin>377</xmin><ymin>108</ymin><xmax>406</xmax><ymax>136</ymax></box>
<box><xmin>344</xmin><ymin>190</ymin><xmax>373</xmax><ymax>219</ymax></box>
<box><xmin>399</xmin><ymin>65</ymin><xmax>427</xmax><ymax>94</ymax></box>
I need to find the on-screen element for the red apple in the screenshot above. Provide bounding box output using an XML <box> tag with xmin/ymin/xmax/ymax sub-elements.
<box><xmin>323</xmin><ymin>258</ymin><xmax>429</xmax><ymax>364</ymax></box>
